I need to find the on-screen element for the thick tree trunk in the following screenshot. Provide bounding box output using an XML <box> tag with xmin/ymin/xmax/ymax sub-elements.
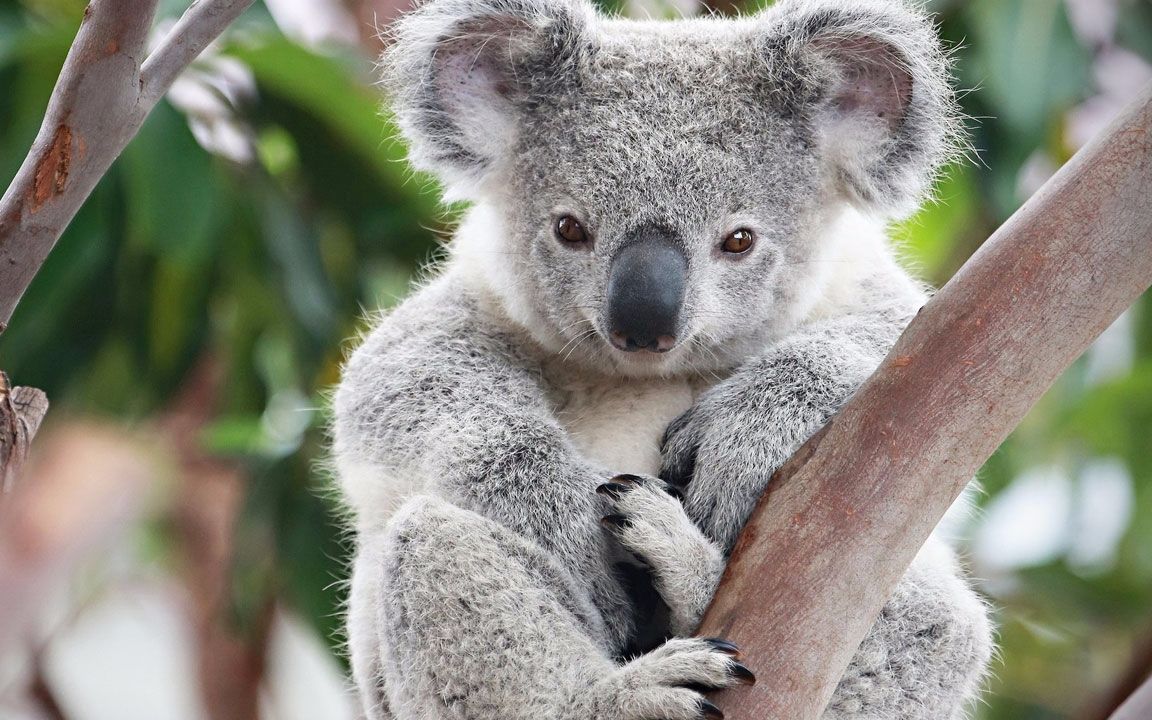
<box><xmin>697</xmin><ymin>83</ymin><xmax>1152</xmax><ymax>719</ymax></box>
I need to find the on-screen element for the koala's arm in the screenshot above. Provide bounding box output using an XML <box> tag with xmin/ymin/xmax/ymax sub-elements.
<box><xmin>595</xmin><ymin>299</ymin><xmax>914</xmax><ymax>635</ymax></box>
<box><xmin>663</xmin><ymin>301</ymin><xmax>913</xmax><ymax>551</ymax></box>
<box><xmin>636</xmin><ymin>287</ymin><xmax>994</xmax><ymax>717</ymax></box>
<box><xmin>333</xmin><ymin>275</ymin><xmax>631</xmax><ymax>644</ymax></box>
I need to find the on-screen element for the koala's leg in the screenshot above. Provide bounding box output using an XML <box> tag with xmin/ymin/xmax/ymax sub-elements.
<box><xmin>353</xmin><ymin>496</ymin><xmax>752</xmax><ymax>720</ymax></box>
<box><xmin>348</xmin><ymin>530</ymin><xmax>395</xmax><ymax>720</ymax></box>
<box><xmin>334</xmin><ymin>281</ymin><xmax>635</xmax><ymax>649</ymax></box>
<box><xmin>825</xmin><ymin>538</ymin><xmax>993</xmax><ymax>720</ymax></box>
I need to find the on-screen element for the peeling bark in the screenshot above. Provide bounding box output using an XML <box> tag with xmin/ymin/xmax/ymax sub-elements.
<box><xmin>0</xmin><ymin>372</ymin><xmax>48</xmax><ymax>494</ymax></box>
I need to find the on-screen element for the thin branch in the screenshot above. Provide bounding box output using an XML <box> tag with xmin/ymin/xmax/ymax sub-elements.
<box><xmin>0</xmin><ymin>0</ymin><xmax>254</xmax><ymax>328</ymax></box>
<box><xmin>698</xmin><ymin>83</ymin><xmax>1152</xmax><ymax>719</ymax></box>
<box><xmin>141</xmin><ymin>0</ymin><xmax>255</xmax><ymax>106</ymax></box>
<box><xmin>1082</xmin><ymin>626</ymin><xmax>1152</xmax><ymax>720</ymax></box>
<box><xmin>1109</xmin><ymin>674</ymin><xmax>1152</xmax><ymax>720</ymax></box>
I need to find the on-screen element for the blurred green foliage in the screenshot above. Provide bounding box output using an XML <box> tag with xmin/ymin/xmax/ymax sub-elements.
<box><xmin>1</xmin><ymin>0</ymin><xmax>1150</xmax><ymax>718</ymax></box>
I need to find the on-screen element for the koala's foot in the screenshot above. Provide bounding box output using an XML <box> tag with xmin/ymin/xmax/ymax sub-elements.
<box><xmin>598</xmin><ymin>474</ymin><xmax>725</xmax><ymax>635</ymax></box>
<box><xmin>587</xmin><ymin>637</ymin><xmax>754</xmax><ymax>720</ymax></box>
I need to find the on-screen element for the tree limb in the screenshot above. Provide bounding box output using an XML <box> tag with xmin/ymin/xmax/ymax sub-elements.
<box><xmin>141</xmin><ymin>0</ymin><xmax>255</xmax><ymax>106</ymax></box>
<box><xmin>697</xmin><ymin>83</ymin><xmax>1152</xmax><ymax>719</ymax></box>
<box><xmin>0</xmin><ymin>0</ymin><xmax>254</xmax><ymax>328</ymax></box>
<box><xmin>1109</xmin><ymin>674</ymin><xmax>1152</xmax><ymax>720</ymax></box>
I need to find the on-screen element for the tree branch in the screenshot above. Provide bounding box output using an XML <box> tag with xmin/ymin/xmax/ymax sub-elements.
<box><xmin>0</xmin><ymin>0</ymin><xmax>254</xmax><ymax>328</ymax></box>
<box><xmin>141</xmin><ymin>0</ymin><xmax>255</xmax><ymax>106</ymax></box>
<box><xmin>1109</xmin><ymin>675</ymin><xmax>1152</xmax><ymax>720</ymax></box>
<box><xmin>698</xmin><ymin>83</ymin><xmax>1152</xmax><ymax>719</ymax></box>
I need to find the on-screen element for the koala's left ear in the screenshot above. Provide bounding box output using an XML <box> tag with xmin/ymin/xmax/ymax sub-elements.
<box><xmin>383</xmin><ymin>0</ymin><xmax>594</xmax><ymax>198</ymax></box>
<box><xmin>759</xmin><ymin>0</ymin><xmax>961</xmax><ymax>218</ymax></box>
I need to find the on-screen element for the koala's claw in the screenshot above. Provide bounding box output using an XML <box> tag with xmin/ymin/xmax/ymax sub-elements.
<box><xmin>596</xmin><ymin>482</ymin><xmax>630</xmax><ymax>500</ymax></box>
<box><xmin>612</xmin><ymin>473</ymin><xmax>644</xmax><ymax>484</ymax></box>
<box><xmin>600</xmin><ymin>513</ymin><xmax>632</xmax><ymax>529</ymax></box>
<box><xmin>728</xmin><ymin>662</ymin><xmax>756</xmax><ymax>686</ymax></box>
<box><xmin>593</xmin><ymin>637</ymin><xmax>751</xmax><ymax>720</ymax></box>
<box><xmin>595</xmin><ymin>472</ymin><xmax>726</xmax><ymax>633</ymax></box>
<box><xmin>698</xmin><ymin>699</ymin><xmax>725</xmax><ymax>719</ymax></box>
<box><xmin>598</xmin><ymin>474</ymin><xmax>684</xmax><ymax>501</ymax></box>
<box><xmin>702</xmin><ymin>638</ymin><xmax>741</xmax><ymax>658</ymax></box>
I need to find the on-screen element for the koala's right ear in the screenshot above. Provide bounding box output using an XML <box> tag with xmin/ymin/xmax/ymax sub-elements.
<box><xmin>383</xmin><ymin>0</ymin><xmax>593</xmax><ymax>197</ymax></box>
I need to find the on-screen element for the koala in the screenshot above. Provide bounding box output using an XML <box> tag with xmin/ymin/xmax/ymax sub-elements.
<box><xmin>332</xmin><ymin>0</ymin><xmax>994</xmax><ymax>718</ymax></box>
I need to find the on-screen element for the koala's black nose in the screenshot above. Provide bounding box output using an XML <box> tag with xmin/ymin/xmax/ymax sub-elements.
<box><xmin>605</xmin><ymin>226</ymin><xmax>687</xmax><ymax>353</ymax></box>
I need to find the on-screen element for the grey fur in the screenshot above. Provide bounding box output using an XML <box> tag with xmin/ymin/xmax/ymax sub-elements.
<box><xmin>335</xmin><ymin>0</ymin><xmax>992</xmax><ymax>718</ymax></box>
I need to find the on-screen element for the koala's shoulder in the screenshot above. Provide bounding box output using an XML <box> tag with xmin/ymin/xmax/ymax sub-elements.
<box><xmin>342</xmin><ymin>272</ymin><xmax>541</xmax><ymax>389</ymax></box>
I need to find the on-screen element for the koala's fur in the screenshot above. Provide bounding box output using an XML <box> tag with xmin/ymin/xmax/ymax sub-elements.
<box><xmin>333</xmin><ymin>0</ymin><xmax>994</xmax><ymax>718</ymax></box>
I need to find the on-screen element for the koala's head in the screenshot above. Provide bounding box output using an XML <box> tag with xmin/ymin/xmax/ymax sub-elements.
<box><xmin>385</xmin><ymin>0</ymin><xmax>958</xmax><ymax>376</ymax></box>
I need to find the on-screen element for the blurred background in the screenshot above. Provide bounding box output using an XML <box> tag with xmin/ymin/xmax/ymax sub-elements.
<box><xmin>0</xmin><ymin>0</ymin><xmax>1149</xmax><ymax>718</ymax></box>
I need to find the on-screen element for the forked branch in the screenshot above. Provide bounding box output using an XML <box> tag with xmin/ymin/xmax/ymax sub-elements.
<box><xmin>0</xmin><ymin>0</ymin><xmax>254</xmax><ymax>328</ymax></box>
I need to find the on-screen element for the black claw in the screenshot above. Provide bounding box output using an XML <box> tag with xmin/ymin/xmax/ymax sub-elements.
<box><xmin>729</xmin><ymin>662</ymin><xmax>756</xmax><ymax>686</ymax></box>
<box><xmin>611</xmin><ymin>473</ymin><xmax>643</xmax><ymax>485</ymax></box>
<box><xmin>698</xmin><ymin>698</ymin><xmax>724</xmax><ymax>720</ymax></box>
<box><xmin>702</xmin><ymin>638</ymin><xmax>742</xmax><ymax>658</ymax></box>
<box><xmin>596</xmin><ymin>482</ymin><xmax>630</xmax><ymax>499</ymax></box>
<box><xmin>600</xmin><ymin>514</ymin><xmax>632</xmax><ymax>530</ymax></box>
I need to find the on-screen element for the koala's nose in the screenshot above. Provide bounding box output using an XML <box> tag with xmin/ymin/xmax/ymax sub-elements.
<box><xmin>605</xmin><ymin>227</ymin><xmax>687</xmax><ymax>353</ymax></box>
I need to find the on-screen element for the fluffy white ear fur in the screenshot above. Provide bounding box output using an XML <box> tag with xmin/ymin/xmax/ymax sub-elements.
<box><xmin>813</xmin><ymin>35</ymin><xmax>915</xmax><ymax>198</ymax></box>
<box><xmin>762</xmin><ymin>0</ymin><xmax>961</xmax><ymax>218</ymax></box>
<box><xmin>382</xmin><ymin>0</ymin><xmax>591</xmax><ymax>198</ymax></box>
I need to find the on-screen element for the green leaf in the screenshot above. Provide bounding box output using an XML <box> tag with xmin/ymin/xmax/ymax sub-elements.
<box><xmin>961</xmin><ymin>0</ymin><xmax>1091</xmax><ymax>141</ymax></box>
<box><xmin>894</xmin><ymin>162</ymin><xmax>984</xmax><ymax>284</ymax></box>
<box><xmin>120</xmin><ymin>101</ymin><xmax>226</xmax><ymax>266</ymax></box>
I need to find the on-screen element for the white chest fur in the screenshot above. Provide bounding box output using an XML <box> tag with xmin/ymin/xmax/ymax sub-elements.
<box><xmin>546</xmin><ymin>371</ymin><xmax>715</xmax><ymax>476</ymax></box>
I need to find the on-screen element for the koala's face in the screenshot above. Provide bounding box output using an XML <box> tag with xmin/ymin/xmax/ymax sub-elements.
<box><xmin>496</xmin><ymin>26</ymin><xmax>825</xmax><ymax>374</ymax></box>
<box><xmin>386</xmin><ymin>0</ymin><xmax>956</xmax><ymax>375</ymax></box>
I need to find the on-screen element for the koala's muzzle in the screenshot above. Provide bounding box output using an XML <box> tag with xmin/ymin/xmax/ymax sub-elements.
<box><xmin>605</xmin><ymin>227</ymin><xmax>687</xmax><ymax>353</ymax></box>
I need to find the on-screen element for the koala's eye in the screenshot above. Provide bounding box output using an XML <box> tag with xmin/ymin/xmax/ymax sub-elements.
<box><xmin>555</xmin><ymin>215</ymin><xmax>590</xmax><ymax>245</ymax></box>
<box><xmin>721</xmin><ymin>229</ymin><xmax>755</xmax><ymax>255</ymax></box>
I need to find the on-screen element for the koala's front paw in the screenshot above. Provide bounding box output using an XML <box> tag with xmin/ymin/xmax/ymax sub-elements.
<box><xmin>591</xmin><ymin>637</ymin><xmax>754</xmax><ymax>720</ymax></box>
<box><xmin>659</xmin><ymin>409</ymin><xmax>706</xmax><ymax>490</ymax></box>
<box><xmin>597</xmin><ymin>474</ymin><xmax>724</xmax><ymax>635</ymax></box>
<box><xmin>659</xmin><ymin>388</ymin><xmax>783</xmax><ymax>552</ymax></box>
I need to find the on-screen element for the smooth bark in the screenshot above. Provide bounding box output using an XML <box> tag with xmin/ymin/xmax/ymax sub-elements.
<box><xmin>1109</xmin><ymin>674</ymin><xmax>1152</xmax><ymax>720</ymax></box>
<box><xmin>0</xmin><ymin>0</ymin><xmax>254</xmax><ymax>328</ymax></box>
<box><xmin>698</xmin><ymin>83</ymin><xmax>1152</xmax><ymax>719</ymax></box>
